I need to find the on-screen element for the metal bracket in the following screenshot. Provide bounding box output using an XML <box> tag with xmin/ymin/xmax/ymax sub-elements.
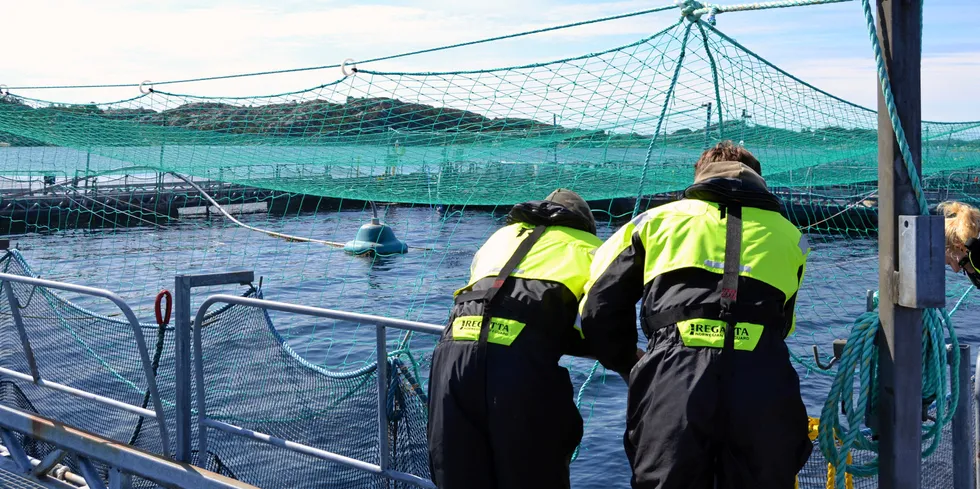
<box><xmin>178</xmin><ymin>271</ymin><xmax>255</xmax><ymax>289</ymax></box>
<box><xmin>897</xmin><ymin>215</ymin><xmax>946</xmax><ymax>308</ymax></box>
<box><xmin>32</xmin><ymin>449</ymin><xmax>66</xmax><ymax>477</ymax></box>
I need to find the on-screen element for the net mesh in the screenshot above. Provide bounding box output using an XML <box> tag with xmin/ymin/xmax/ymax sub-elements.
<box><xmin>0</xmin><ymin>249</ymin><xmax>429</xmax><ymax>488</ymax></box>
<box><xmin>197</xmin><ymin>293</ymin><xmax>430</xmax><ymax>488</ymax></box>
<box><xmin>0</xmin><ymin>22</ymin><xmax>977</xmax><ymax>204</ymax></box>
<box><xmin>0</xmin><ymin>11</ymin><xmax>975</xmax><ymax>489</ymax></box>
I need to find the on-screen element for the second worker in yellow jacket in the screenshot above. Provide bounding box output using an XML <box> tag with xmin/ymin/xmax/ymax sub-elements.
<box><xmin>580</xmin><ymin>142</ymin><xmax>813</xmax><ymax>488</ymax></box>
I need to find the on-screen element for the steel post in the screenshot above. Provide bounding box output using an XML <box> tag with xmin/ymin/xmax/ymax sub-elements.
<box><xmin>174</xmin><ymin>271</ymin><xmax>254</xmax><ymax>463</ymax></box>
<box><xmin>377</xmin><ymin>325</ymin><xmax>390</xmax><ymax>472</ymax></box>
<box><xmin>875</xmin><ymin>0</ymin><xmax>926</xmax><ymax>488</ymax></box>
<box><xmin>173</xmin><ymin>275</ymin><xmax>193</xmax><ymax>463</ymax></box>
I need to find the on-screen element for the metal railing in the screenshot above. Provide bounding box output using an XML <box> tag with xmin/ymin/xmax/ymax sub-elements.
<box><xmin>0</xmin><ymin>272</ymin><xmax>170</xmax><ymax>454</ymax></box>
<box><xmin>0</xmin><ymin>272</ymin><xmax>253</xmax><ymax>489</ymax></box>
<box><xmin>192</xmin><ymin>294</ymin><xmax>444</xmax><ymax>489</ymax></box>
<box><xmin>0</xmin><ymin>404</ymin><xmax>258</xmax><ymax>489</ymax></box>
<box><xmin>0</xmin><ymin>269</ymin><xmax>974</xmax><ymax>489</ymax></box>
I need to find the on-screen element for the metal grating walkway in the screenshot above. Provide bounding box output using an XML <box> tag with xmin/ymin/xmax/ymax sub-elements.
<box><xmin>0</xmin><ymin>469</ymin><xmax>49</xmax><ymax>489</ymax></box>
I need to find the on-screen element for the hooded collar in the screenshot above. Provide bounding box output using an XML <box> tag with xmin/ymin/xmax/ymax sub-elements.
<box><xmin>683</xmin><ymin>160</ymin><xmax>782</xmax><ymax>212</ymax></box>
<box><xmin>506</xmin><ymin>200</ymin><xmax>597</xmax><ymax>235</ymax></box>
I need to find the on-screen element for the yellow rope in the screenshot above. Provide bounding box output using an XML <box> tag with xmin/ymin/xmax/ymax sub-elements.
<box><xmin>800</xmin><ymin>417</ymin><xmax>853</xmax><ymax>489</ymax></box>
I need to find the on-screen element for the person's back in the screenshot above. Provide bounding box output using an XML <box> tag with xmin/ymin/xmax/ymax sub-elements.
<box><xmin>580</xmin><ymin>142</ymin><xmax>812</xmax><ymax>488</ymax></box>
<box><xmin>427</xmin><ymin>189</ymin><xmax>602</xmax><ymax>489</ymax></box>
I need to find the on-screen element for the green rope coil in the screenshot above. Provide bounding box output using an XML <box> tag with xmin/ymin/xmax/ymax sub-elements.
<box><xmin>818</xmin><ymin>0</ymin><xmax>961</xmax><ymax>485</ymax></box>
<box><xmin>818</xmin><ymin>293</ymin><xmax>960</xmax><ymax>485</ymax></box>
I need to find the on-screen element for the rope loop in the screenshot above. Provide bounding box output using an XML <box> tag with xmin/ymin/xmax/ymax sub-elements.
<box><xmin>138</xmin><ymin>80</ymin><xmax>154</xmax><ymax>94</ymax></box>
<box><xmin>341</xmin><ymin>58</ymin><xmax>358</xmax><ymax>77</ymax></box>
<box><xmin>154</xmin><ymin>289</ymin><xmax>172</xmax><ymax>326</ymax></box>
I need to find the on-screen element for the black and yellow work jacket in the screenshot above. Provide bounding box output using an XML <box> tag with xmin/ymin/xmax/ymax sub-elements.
<box><xmin>447</xmin><ymin>200</ymin><xmax>603</xmax><ymax>362</ymax></box>
<box><xmin>579</xmin><ymin>161</ymin><xmax>810</xmax><ymax>376</ymax></box>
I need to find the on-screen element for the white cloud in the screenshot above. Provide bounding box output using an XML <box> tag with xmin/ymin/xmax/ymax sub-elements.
<box><xmin>1</xmin><ymin>0</ymin><xmax>976</xmax><ymax>123</ymax></box>
<box><xmin>780</xmin><ymin>53</ymin><xmax>980</xmax><ymax>122</ymax></box>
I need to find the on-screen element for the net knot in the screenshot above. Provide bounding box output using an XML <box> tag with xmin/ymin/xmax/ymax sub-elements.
<box><xmin>676</xmin><ymin>0</ymin><xmax>717</xmax><ymax>23</ymax></box>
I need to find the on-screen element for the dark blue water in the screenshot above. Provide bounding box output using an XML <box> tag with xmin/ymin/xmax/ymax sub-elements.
<box><xmin>7</xmin><ymin>206</ymin><xmax>979</xmax><ymax>488</ymax></box>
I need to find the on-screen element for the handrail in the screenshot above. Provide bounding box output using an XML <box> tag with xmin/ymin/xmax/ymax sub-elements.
<box><xmin>0</xmin><ymin>405</ymin><xmax>257</xmax><ymax>489</ymax></box>
<box><xmin>194</xmin><ymin>295</ymin><xmax>444</xmax><ymax>336</ymax></box>
<box><xmin>0</xmin><ymin>272</ymin><xmax>171</xmax><ymax>455</ymax></box>
<box><xmin>192</xmin><ymin>294</ymin><xmax>444</xmax><ymax>489</ymax></box>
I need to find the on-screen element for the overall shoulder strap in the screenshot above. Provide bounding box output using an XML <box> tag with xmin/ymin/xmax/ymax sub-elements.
<box><xmin>452</xmin><ymin>225</ymin><xmax>547</xmax><ymax>346</ymax></box>
<box><xmin>719</xmin><ymin>205</ymin><xmax>743</xmax><ymax>328</ymax></box>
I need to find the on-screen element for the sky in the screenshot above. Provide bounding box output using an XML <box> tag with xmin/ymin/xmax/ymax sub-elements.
<box><xmin>1</xmin><ymin>0</ymin><xmax>977</xmax><ymax>122</ymax></box>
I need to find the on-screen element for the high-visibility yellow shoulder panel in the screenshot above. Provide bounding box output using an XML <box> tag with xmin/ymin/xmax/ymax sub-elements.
<box><xmin>636</xmin><ymin>200</ymin><xmax>807</xmax><ymax>301</ymax></box>
<box><xmin>458</xmin><ymin>223</ymin><xmax>601</xmax><ymax>299</ymax></box>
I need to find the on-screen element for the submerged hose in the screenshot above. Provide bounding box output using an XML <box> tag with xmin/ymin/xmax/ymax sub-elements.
<box><xmin>171</xmin><ymin>172</ymin><xmax>438</xmax><ymax>253</ymax></box>
<box><xmin>169</xmin><ymin>172</ymin><xmax>347</xmax><ymax>248</ymax></box>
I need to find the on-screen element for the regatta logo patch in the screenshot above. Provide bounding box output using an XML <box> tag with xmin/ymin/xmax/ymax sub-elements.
<box><xmin>451</xmin><ymin>315</ymin><xmax>526</xmax><ymax>346</ymax></box>
<box><xmin>675</xmin><ymin>319</ymin><xmax>764</xmax><ymax>352</ymax></box>
<box><xmin>685</xmin><ymin>322</ymin><xmax>751</xmax><ymax>339</ymax></box>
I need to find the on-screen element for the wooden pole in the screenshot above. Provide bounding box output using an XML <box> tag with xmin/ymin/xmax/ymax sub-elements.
<box><xmin>876</xmin><ymin>0</ymin><xmax>923</xmax><ymax>488</ymax></box>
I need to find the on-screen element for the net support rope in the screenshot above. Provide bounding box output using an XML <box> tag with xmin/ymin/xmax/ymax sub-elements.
<box><xmin>2</xmin><ymin>4</ymin><xmax>679</xmax><ymax>91</ymax></box>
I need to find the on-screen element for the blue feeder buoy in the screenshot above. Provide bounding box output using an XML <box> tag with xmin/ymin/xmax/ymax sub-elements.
<box><xmin>344</xmin><ymin>203</ymin><xmax>408</xmax><ymax>255</ymax></box>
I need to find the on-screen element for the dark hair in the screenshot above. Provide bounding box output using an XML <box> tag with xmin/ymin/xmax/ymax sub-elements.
<box><xmin>695</xmin><ymin>140</ymin><xmax>762</xmax><ymax>176</ymax></box>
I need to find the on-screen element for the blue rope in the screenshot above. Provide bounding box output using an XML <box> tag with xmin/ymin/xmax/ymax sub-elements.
<box><xmin>858</xmin><ymin>0</ymin><xmax>928</xmax><ymax>213</ymax></box>
<box><xmin>818</xmin><ymin>0</ymin><xmax>962</xmax><ymax>484</ymax></box>
<box><xmin>696</xmin><ymin>22</ymin><xmax>725</xmax><ymax>140</ymax></box>
<box><xmin>680</xmin><ymin>0</ymin><xmax>854</xmax><ymax>24</ymax></box>
<box><xmin>632</xmin><ymin>21</ymin><xmax>691</xmax><ymax>218</ymax></box>
<box><xmin>570</xmin><ymin>360</ymin><xmax>603</xmax><ymax>462</ymax></box>
<box><xmin>4</xmin><ymin>4</ymin><xmax>677</xmax><ymax>91</ymax></box>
